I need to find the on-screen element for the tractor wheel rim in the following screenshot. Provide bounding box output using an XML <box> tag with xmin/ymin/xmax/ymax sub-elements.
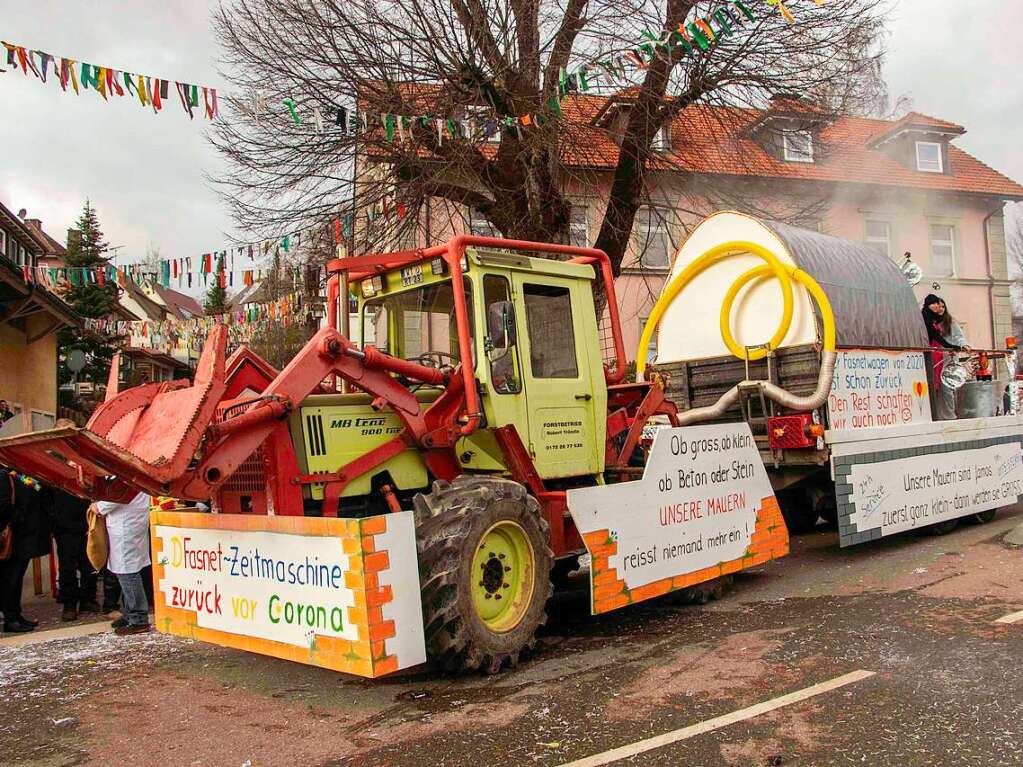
<box><xmin>471</xmin><ymin>520</ymin><xmax>536</xmax><ymax>633</ymax></box>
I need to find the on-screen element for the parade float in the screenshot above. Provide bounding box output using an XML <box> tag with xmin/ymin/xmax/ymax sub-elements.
<box><xmin>1</xmin><ymin>215</ymin><xmax>1020</xmax><ymax>678</ymax></box>
<box><xmin>642</xmin><ymin>211</ymin><xmax>1023</xmax><ymax>544</ymax></box>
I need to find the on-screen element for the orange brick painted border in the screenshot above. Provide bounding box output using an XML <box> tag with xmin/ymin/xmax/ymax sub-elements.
<box><xmin>151</xmin><ymin>511</ymin><xmax>404</xmax><ymax>678</ymax></box>
<box><xmin>582</xmin><ymin>496</ymin><xmax>788</xmax><ymax>614</ymax></box>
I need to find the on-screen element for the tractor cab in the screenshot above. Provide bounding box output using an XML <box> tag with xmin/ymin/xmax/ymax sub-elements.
<box><xmin>359</xmin><ymin>247</ymin><xmax>608</xmax><ymax>480</ymax></box>
<box><xmin>295</xmin><ymin>247</ymin><xmax>609</xmax><ymax>510</ymax></box>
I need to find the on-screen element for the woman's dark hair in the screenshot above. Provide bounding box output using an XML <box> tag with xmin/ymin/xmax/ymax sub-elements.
<box><xmin>922</xmin><ymin>294</ymin><xmax>953</xmax><ymax>336</ymax></box>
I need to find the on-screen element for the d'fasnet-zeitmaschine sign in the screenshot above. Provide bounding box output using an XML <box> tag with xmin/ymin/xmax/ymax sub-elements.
<box><xmin>567</xmin><ymin>423</ymin><xmax>787</xmax><ymax>614</ymax></box>
<box><xmin>151</xmin><ymin>511</ymin><xmax>426</xmax><ymax>677</ymax></box>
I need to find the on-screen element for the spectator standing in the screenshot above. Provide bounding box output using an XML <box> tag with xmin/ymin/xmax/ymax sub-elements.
<box><xmin>48</xmin><ymin>487</ymin><xmax>100</xmax><ymax>621</ymax></box>
<box><xmin>922</xmin><ymin>294</ymin><xmax>970</xmax><ymax>420</ymax></box>
<box><xmin>0</xmin><ymin>471</ymin><xmax>49</xmax><ymax>632</ymax></box>
<box><xmin>101</xmin><ymin>567</ymin><xmax>121</xmax><ymax>615</ymax></box>
<box><xmin>94</xmin><ymin>492</ymin><xmax>152</xmax><ymax>635</ymax></box>
<box><xmin>0</xmin><ymin>401</ymin><xmax>13</xmax><ymax>424</ymax></box>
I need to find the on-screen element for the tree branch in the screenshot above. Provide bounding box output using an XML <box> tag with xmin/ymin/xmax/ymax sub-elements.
<box><xmin>449</xmin><ymin>0</ymin><xmax>510</xmax><ymax>76</ymax></box>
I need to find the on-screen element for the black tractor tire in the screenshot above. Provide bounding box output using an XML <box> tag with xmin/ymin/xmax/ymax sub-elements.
<box><xmin>924</xmin><ymin>518</ymin><xmax>959</xmax><ymax>535</ymax></box>
<box><xmin>414</xmin><ymin>476</ymin><xmax>554</xmax><ymax>675</ymax></box>
<box><xmin>971</xmin><ymin>509</ymin><xmax>998</xmax><ymax>524</ymax></box>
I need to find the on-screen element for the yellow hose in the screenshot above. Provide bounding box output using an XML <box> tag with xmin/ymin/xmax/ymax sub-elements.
<box><xmin>636</xmin><ymin>240</ymin><xmax>836</xmax><ymax>380</ymax></box>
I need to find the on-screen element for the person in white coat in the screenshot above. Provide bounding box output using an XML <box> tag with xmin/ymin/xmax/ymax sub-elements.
<box><xmin>94</xmin><ymin>492</ymin><xmax>152</xmax><ymax>635</ymax></box>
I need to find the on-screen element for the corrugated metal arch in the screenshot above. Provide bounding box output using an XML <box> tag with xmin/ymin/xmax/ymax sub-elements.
<box><xmin>763</xmin><ymin>221</ymin><xmax>928</xmax><ymax>349</ymax></box>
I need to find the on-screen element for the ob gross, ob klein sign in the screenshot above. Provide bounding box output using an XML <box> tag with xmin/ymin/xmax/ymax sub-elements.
<box><xmin>568</xmin><ymin>423</ymin><xmax>786</xmax><ymax>614</ymax></box>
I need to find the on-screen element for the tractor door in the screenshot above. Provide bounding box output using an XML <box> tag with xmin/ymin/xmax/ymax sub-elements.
<box><xmin>510</xmin><ymin>274</ymin><xmax>601</xmax><ymax>479</ymax></box>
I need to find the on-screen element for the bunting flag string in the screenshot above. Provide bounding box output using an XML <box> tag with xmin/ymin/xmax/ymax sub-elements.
<box><xmin>0</xmin><ymin>0</ymin><xmax>823</xmax><ymax>133</ymax></box>
<box><xmin>2</xmin><ymin>40</ymin><xmax>214</xmax><ymax>119</ymax></box>
<box><xmin>17</xmin><ymin>201</ymin><xmax>393</xmax><ymax>293</ymax></box>
<box><xmin>18</xmin><ymin>216</ymin><xmax>364</xmax><ymax>292</ymax></box>
<box><xmin>82</xmin><ymin>292</ymin><xmax>306</xmax><ymax>354</ymax></box>
<box><xmin>21</xmin><ymin>260</ymin><xmax>298</xmax><ymax>292</ymax></box>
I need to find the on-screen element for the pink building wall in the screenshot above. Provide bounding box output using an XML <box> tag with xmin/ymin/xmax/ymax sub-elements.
<box><xmin>611</xmin><ymin>186</ymin><xmax>1010</xmax><ymax>362</ymax></box>
<box><xmin>395</xmin><ymin>176</ymin><xmax>1011</xmax><ymax>364</ymax></box>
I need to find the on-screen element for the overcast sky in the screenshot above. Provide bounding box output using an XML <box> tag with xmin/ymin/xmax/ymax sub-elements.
<box><xmin>1</xmin><ymin>0</ymin><xmax>1021</xmax><ymax>295</ymax></box>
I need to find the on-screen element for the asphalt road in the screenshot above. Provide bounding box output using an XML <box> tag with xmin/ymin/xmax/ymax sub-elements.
<box><xmin>2</xmin><ymin>509</ymin><xmax>1022</xmax><ymax>767</ymax></box>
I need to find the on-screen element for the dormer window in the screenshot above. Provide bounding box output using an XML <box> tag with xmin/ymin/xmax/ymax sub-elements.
<box><xmin>651</xmin><ymin>125</ymin><xmax>671</xmax><ymax>153</ymax></box>
<box><xmin>915</xmin><ymin>141</ymin><xmax>943</xmax><ymax>173</ymax></box>
<box><xmin>783</xmin><ymin>130</ymin><xmax>814</xmax><ymax>163</ymax></box>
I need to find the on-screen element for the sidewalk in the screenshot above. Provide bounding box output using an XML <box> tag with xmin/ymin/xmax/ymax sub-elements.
<box><xmin>1</xmin><ymin>591</ymin><xmax>114</xmax><ymax>644</ymax></box>
<box><xmin>1005</xmin><ymin>520</ymin><xmax>1023</xmax><ymax>547</ymax></box>
<box><xmin>0</xmin><ymin>619</ymin><xmax>111</xmax><ymax>649</ymax></box>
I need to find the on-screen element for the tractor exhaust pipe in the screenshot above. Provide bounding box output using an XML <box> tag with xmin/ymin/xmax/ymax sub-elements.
<box><xmin>674</xmin><ymin>351</ymin><xmax>837</xmax><ymax>427</ymax></box>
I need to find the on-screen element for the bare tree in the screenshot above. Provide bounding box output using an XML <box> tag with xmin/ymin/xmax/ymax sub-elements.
<box><xmin>211</xmin><ymin>0</ymin><xmax>888</xmax><ymax>277</ymax></box>
<box><xmin>138</xmin><ymin>245</ymin><xmax>164</xmax><ymax>274</ymax></box>
<box><xmin>1007</xmin><ymin>202</ymin><xmax>1023</xmax><ymax>278</ymax></box>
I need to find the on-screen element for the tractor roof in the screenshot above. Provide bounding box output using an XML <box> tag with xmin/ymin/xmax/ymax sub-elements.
<box><xmin>466</xmin><ymin>247</ymin><xmax>597</xmax><ymax>281</ymax></box>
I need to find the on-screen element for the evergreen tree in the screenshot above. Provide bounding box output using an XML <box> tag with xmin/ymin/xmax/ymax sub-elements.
<box><xmin>205</xmin><ymin>252</ymin><xmax>228</xmax><ymax>315</ymax></box>
<box><xmin>58</xmin><ymin>200</ymin><xmax>121</xmax><ymax>398</ymax></box>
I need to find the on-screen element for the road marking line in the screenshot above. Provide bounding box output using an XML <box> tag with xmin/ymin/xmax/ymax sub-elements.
<box><xmin>559</xmin><ymin>670</ymin><xmax>876</xmax><ymax>767</ymax></box>
<box><xmin>0</xmin><ymin>621</ymin><xmax>110</xmax><ymax>649</ymax></box>
<box><xmin>995</xmin><ymin>609</ymin><xmax>1023</xmax><ymax>624</ymax></box>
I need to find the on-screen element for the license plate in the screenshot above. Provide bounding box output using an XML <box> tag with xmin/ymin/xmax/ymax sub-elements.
<box><xmin>400</xmin><ymin>264</ymin><xmax>423</xmax><ymax>287</ymax></box>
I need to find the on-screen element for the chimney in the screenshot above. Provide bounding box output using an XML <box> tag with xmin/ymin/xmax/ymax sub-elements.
<box><xmin>24</xmin><ymin>218</ymin><xmax>42</xmax><ymax>231</ymax></box>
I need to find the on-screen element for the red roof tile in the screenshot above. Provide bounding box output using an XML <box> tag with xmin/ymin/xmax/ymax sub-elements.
<box><xmin>152</xmin><ymin>284</ymin><xmax>203</xmax><ymax>319</ymax></box>
<box><xmin>555</xmin><ymin>96</ymin><xmax>1023</xmax><ymax>199</ymax></box>
<box><xmin>362</xmin><ymin>87</ymin><xmax>1023</xmax><ymax>200</ymax></box>
<box><xmin>867</xmin><ymin>110</ymin><xmax>965</xmax><ymax>147</ymax></box>
<box><xmin>22</xmin><ymin>219</ymin><xmax>67</xmax><ymax>256</ymax></box>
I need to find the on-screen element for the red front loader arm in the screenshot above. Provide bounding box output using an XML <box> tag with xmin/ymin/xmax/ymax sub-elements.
<box><xmin>0</xmin><ymin>325</ymin><xmax>469</xmax><ymax>504</ymax></box>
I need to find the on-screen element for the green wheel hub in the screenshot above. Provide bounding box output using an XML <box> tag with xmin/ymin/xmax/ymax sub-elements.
<box><xmin>471</xmin><ymin>520</ymin><xmax>536</xmax><ymax>633</ymax></box>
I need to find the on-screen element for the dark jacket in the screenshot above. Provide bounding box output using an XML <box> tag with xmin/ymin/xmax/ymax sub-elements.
<box><xmin>922</xmin><ymin>295</ymin><xmax>961</xmax><ymax>351</ymax></box>
<box><xmin>4</xmin><ymin>473</ymin><xmax>51</xmax><ymax>560</ymax></box>
<box><xmin>48</xmin><ymin>488</ymin><xmax>90</xmax><ymax>535</ymax></box>
<box><xmin>0</xmin><ymin>471</ymin><xmax>12</xmax><ymax>531</ymax></box>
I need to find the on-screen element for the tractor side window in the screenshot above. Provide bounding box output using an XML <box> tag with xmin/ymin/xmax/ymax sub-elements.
<box><xmin>523</xmin><ymin>284</ymin><xmax>578</xmax><ymax>379</ymax></box>
<box><xmin>483</xmin><ymin>275</ymin><xmax>520</xmax><ymax>394</ymax></box>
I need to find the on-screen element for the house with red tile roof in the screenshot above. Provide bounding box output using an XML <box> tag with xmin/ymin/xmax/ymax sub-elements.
<box><xmin>0</xmin><ymin>201</ymin><xmax>81</xmax><ymax>432</ymax></box>
<box><xmin>20</xmin><ymin>214</ymin><xmax>68</xmax><ymax>270</ymax></box>
<box><xmin>562</xmin><ymin>94</ymin><xmax>1023</xmax><ymax>357</ymax></box>
<box><xmin>367</xmin><ymin>92</ymin><xmax>1023</xmax><ymax>359</ymax></box>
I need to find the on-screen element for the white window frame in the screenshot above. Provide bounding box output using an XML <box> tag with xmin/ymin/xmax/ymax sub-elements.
<box><xmin>569</xmin><ymin>202</ymin><xmax>589</xmax><ymax>248</ymax></box>
<box><xmin>651</xmin><ymin>125</ymin><xmax>671</xmax><ymax>153</ymax></box>
<box><xmin>0</xmin><ymin>230</ymin><xmax>5</xmax><ymax>259</ymax></box>
<box><xmin>783</xmin><ymin>130</ymin><xmax>814</xmax><ymax>163</ymax></box>
<box><xmin>864</xmin><ymin>219</ymin><xmax>892</xmax><ymax>260</ymax></box>
<box><xmin>636</xmin><ymin>207</ymin><xmax>673</xmax><ymax>271</ymax></box>
<box><xmin>638</xmin><ymin>315</ymin><xmax>658</xmax><ymax>364</ymax></box>
<box><xmin>928</xmin><ymin>223</ymin><xmax>957</xmax><ymax>277</ymax></box>
<box><xmin>915</xmin><ymin>141</ymin><xmax>944</xmax><ymax>173</ymax></box>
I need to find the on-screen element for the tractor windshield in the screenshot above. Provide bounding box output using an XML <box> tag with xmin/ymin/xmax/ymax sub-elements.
<box><xmin>362</xmin><ymin>281</ymin><xmax>475</xmax><ymax>368</ymax></box>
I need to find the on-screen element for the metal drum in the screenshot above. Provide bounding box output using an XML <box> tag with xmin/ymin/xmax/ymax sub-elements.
<box><xmin>956</xmin><ymin>380</ymin><xmax>1005</xmax><ymax>419</ymax></box>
